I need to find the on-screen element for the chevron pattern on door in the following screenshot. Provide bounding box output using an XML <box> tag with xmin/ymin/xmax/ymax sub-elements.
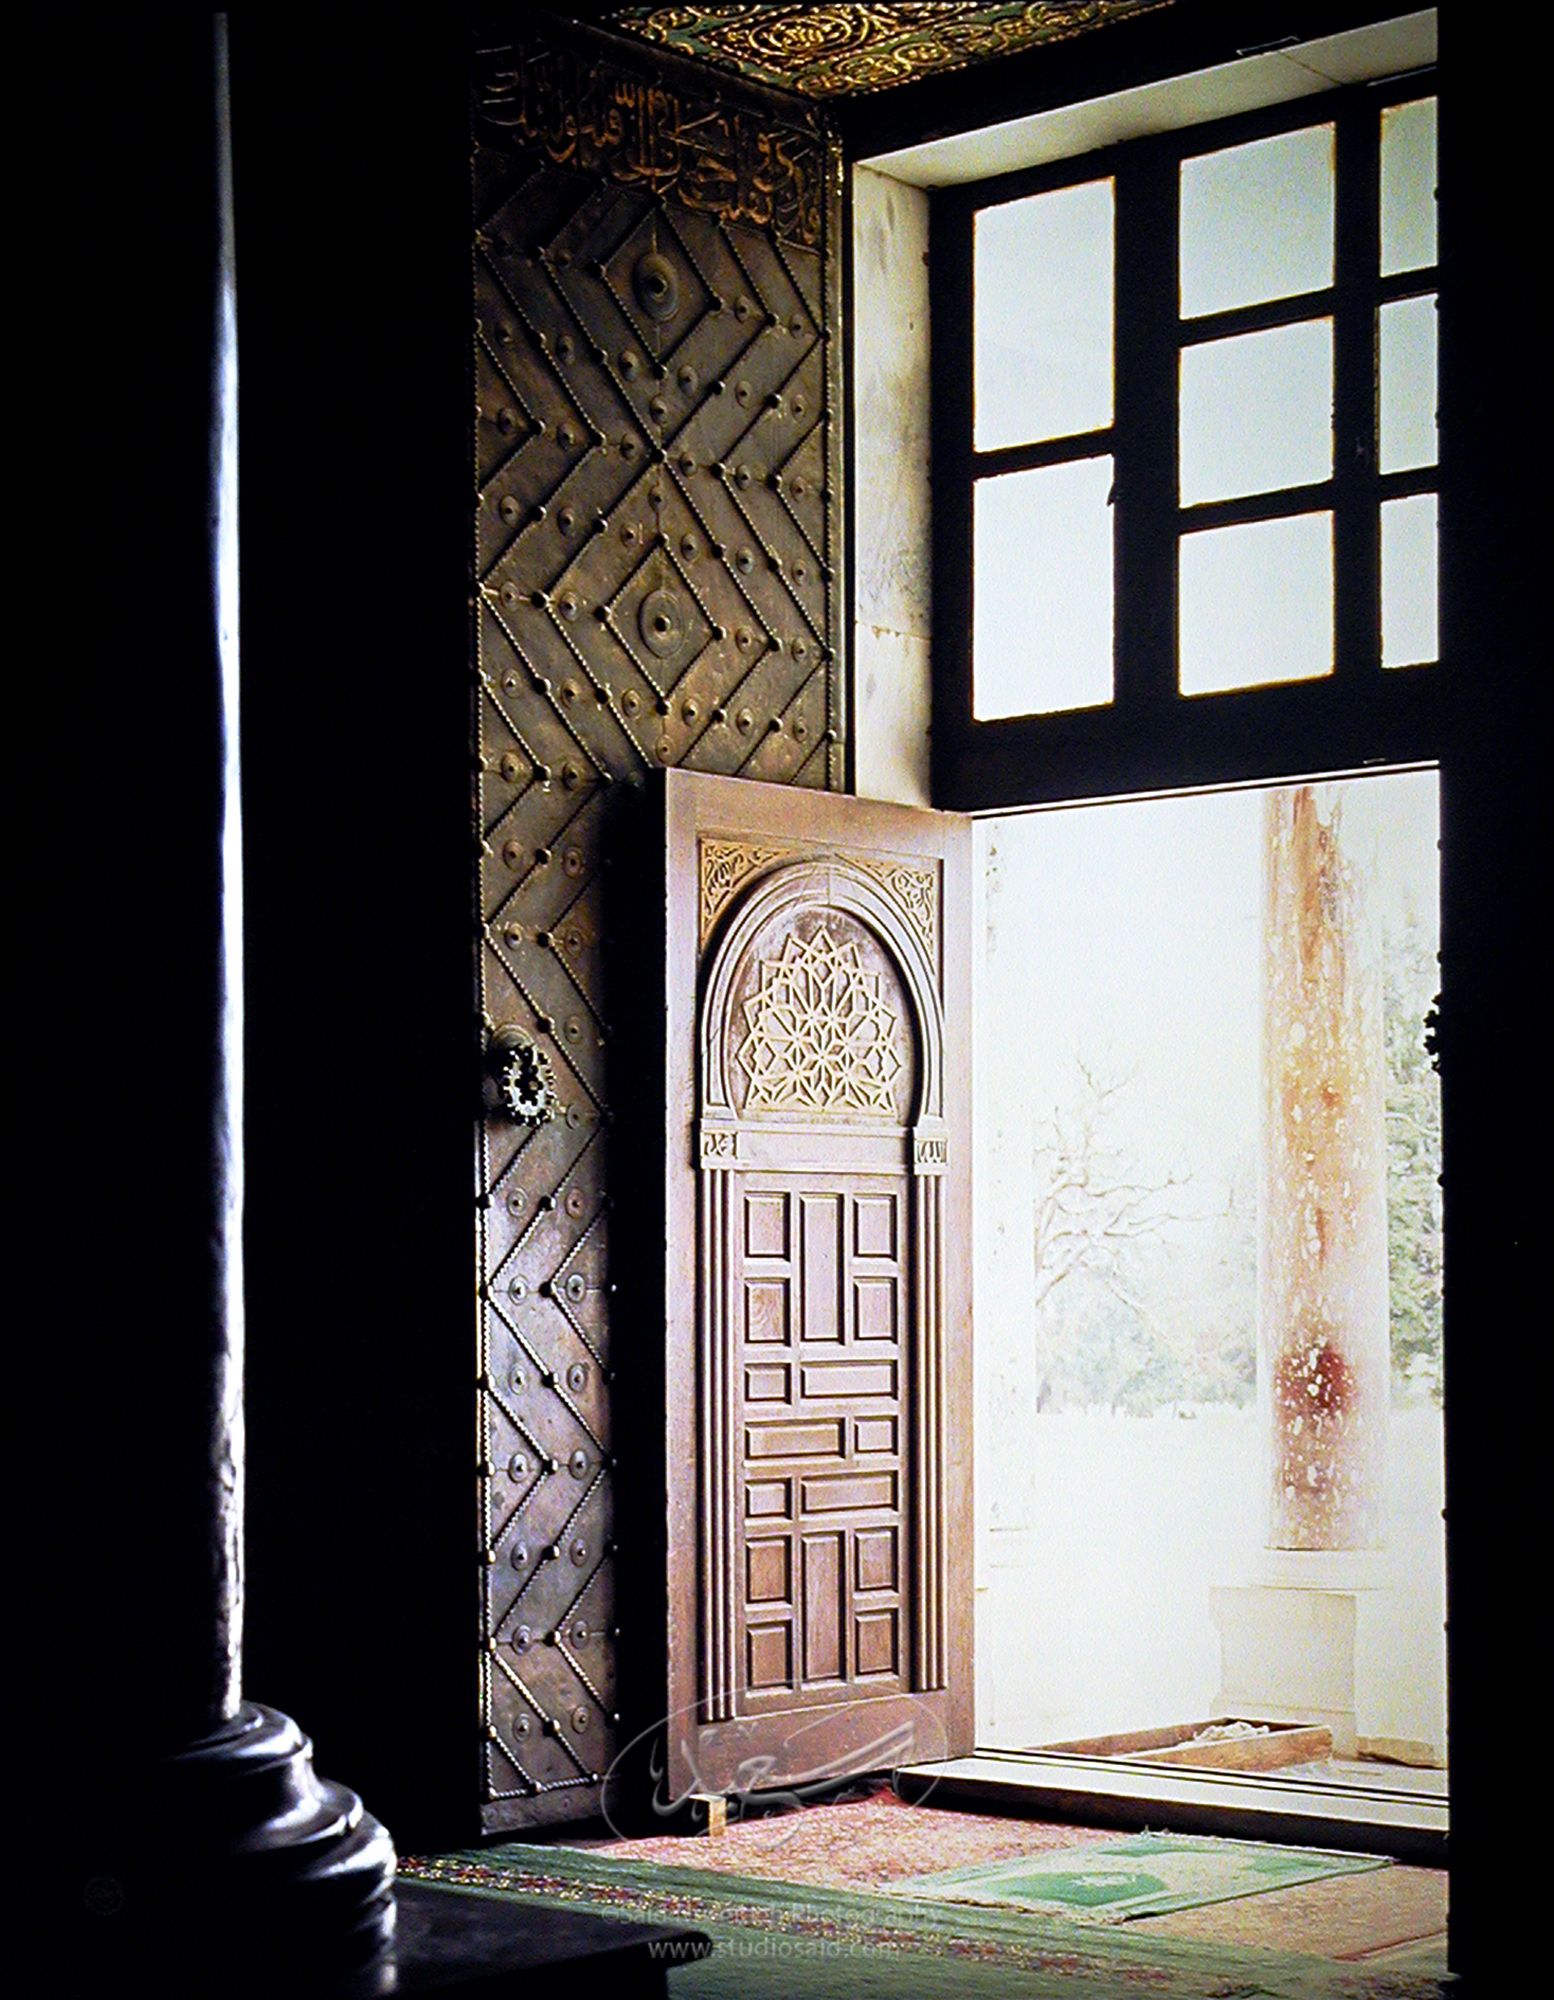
<box><xmin>472</xmin><ymin>23</ymin><xmax>844</xmax><ymax>1831</ymax></box>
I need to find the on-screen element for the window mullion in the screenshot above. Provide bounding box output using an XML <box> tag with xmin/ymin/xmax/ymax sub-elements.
<box><xmin>973</xmin><ymin>429</ymin><xmax>1114</xmax><ymax>479</ymax></box>
<box><xmin>1333</xmin><ymin>99</ymin><xmax>1382</xmax><ymax>683</ymax></box>
<box><xmin>1112</xmin><ymin>147</ymin><xmax>1178</xmax><ymax>714</ymax></box>
<box><xmin>930</xmin><ymin>190</ymin><xmax>977</xmax><ymax>754</ymax></box>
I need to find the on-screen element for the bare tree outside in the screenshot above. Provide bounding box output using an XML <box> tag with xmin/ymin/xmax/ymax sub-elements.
<box><xmin>1385</xmin><ymin>907</ymin><xmax>1444</xmax><ymax>1405</ymax></box>
<box><xmin>1030</xmin><ymin>1057</ymin><xmax>1255</xmax><ymax>1415</ymax></box>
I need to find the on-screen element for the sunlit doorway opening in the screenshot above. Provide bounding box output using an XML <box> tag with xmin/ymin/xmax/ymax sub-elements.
<box><xmin>973</xmin><ymin>770</ymin><xmax>1445</xmax><ymax>1816</ymax></box>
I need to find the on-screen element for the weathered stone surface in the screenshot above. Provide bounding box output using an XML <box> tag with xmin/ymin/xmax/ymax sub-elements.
<box><xmin>1260</xmin><ymin>786</ymin><xmax>1389</xmax><ymax>1552</ymax></box>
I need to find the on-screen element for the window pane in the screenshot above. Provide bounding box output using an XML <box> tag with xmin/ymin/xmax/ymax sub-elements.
<box><xmin>1179</xmin><ymin>512</ymin><xmax>1332</xmax><ymax>695</ymax></box>
<box><xmin>1381</xmin><ymin>97</ymin><xmax>1438</xmax><ymax>277</ymax></box>
<box><xmin>1180</xmin><ymin>319</ymin><xmax>1332</xmax><ymax>504</ymax></box>
<box><xmin>1382</xmin><ymin>493</ymin><xmax>1439</xmax><ymax>667</ymax></box>
<box><xmin>1180</xmin><ymin>125</ymin><xmax>1334</xmax><ymax>319</ymax></box>
<box><xmin>974</xmin><ymin>459</ymin><xmax>1113</xmax><ymax>717</ymax></box>
<box><xmin>1380</xmin><ymin>294</ymin><xmax>1438</xmax><ymax>474</ymax></box>
<box><xmin>975</xmin><ymin>179</ymin><xmax>1113</xmax><ymax>450</ymax></box>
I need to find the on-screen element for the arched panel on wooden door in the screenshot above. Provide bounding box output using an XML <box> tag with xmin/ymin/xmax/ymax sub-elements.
<box><xmin>653</xmin><ymin>769</ymin><xmax>971</xmax><ymax>1802</ymax></box>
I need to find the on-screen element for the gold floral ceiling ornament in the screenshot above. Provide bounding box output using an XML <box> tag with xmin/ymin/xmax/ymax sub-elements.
<box><xmin>606</xmin><ymin>3</ymin><xmax>1173</xmax><ymax>99</ymax></box>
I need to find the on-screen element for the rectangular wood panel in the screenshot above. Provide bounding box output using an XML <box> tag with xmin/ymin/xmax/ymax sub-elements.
<box><xmin>856</xmin><ymin>1610</ymin><xmax>900</xmax><ymax>1678</ymax></box>
<box><xmin>745</xmin><ymin>1193</ymin><xmax>790</xmax><ymax>1258</ymax></box>
<box><xmin>800</xmin><ymin>1194</ymin><xmax>845</xmax><ymax>1343</ymax></box>
<box><xmin>854</xmin><ymin>1195</ymin><xmax>897</xmax><ymax>1258</ymax></box>
<box><xmin>748</xmin><ymin>1625</ymin><xmax>792</xmax><ymax>1693</ymax></box>
<box><xmin>802</xmin><ymin>1534</ymin><xmax>844</xmax><ymax>1682</ymax></box>
<box><xmin>747</xmin><ymin>1540</ymin><xmax>791</xmax><ymax>1604</ymax></box>
<box><xmin>854</xmin><ymin>1279</ymin><xmax>898</xmax><ymax>1340</ymax></box>
<box><xmin>746</xmin><ymin>1480</ymin><xmax>790</xmax><ymax>1518</ymax></box>
<box><xmin>802</xmin><ymin>1360</ymin><xmax>896</xmax><ymax>1398</ymax></box>
<box><xmin>802</xmin><ymin>1472</ymin><xmax>897</xmax><ymax>1513</ymax></box>
<box><xmin>747</xmin><ymin>1419</ymin><xmax>845</xmax><ymax>1459</ymax></box>
<box><xmin>733</xmin><ymin>1173</ymin><xmax>910</xmax><ymax>1715</ymax></box>
<box><xmin>744</xmin><ymin>1281</ymin><xmax>790</xmax><ymax>1344</ymax></box>
<box><xmin>856</xmin><ymin>1528</ymin><xmax>898</xmax><ymax>1591</ymax></box>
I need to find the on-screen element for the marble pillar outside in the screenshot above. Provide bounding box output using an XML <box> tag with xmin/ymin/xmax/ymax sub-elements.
<box><xmin>1260</xmin><ymin>784</ymin><xmax>1390</xmax><ymax>1552</ymax></box>
<box><xmin>1213</xmin><ymin>785</ymin><xmax>1392</xmax><ymax>1756</ymax></box>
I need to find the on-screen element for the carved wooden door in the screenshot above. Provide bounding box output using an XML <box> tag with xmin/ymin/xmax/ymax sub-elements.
<box><xmin>652</xmin><ymin>768</ymin><xmax>972</xmax><ymax>1801</ymax></box>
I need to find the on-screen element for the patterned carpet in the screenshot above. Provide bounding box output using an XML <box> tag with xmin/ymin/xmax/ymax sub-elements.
<box><xmin>572</xmin><ymin>1783</ymin><xmax>1113</xmax><ymax>1887</ymax></box>
<box><xmin>1141</xmin><ymin>1864</ymin><xmax>1447</xmax><ymax>1963</ymax></box>
<box><xmin>571</xmin><ymin>1783</ymin><xmax>1444</xmax><ymax>1966</ymax></box>
<box><xmin>398</xmin><ymin>1836</ymin><xmax>1449</xmax><ymax>2000</ymax></box>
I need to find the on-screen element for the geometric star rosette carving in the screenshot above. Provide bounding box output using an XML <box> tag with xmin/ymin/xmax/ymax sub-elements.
<box><xmin>736</xmin><ymin>926</ymin><xmax>902</xmax><ymax>1113</ymax></box>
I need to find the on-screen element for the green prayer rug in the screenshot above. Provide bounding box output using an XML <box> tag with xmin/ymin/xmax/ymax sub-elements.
<box><xmin>895</xmin><ymin>1832</ymin><xmax>1391</xmax><ymax>1922</ymax></box>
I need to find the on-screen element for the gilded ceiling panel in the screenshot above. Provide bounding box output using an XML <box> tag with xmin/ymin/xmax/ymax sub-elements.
<box><xmin>606</xmin><ymin>2</ymin><xmax>1173</xmax><ymax>98</ymax></box>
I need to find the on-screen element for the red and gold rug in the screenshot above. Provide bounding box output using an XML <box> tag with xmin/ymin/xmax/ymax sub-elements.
<box><xmin>574</xmin><ymin>1782</ymin><xmax>1112</xmax><ymax>1888</ymax></box>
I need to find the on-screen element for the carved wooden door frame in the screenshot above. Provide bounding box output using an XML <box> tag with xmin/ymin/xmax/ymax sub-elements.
<box><xmin>642</xmin><ymin>767</ymin><xmax>973</xmax><ymax>1804</ymax></box>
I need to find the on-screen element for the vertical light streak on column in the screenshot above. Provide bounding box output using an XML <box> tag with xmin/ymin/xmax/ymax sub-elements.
<box><xmin>212</xmin><ymin>10</ymin><xmax>245</xmax><ymax>1722</ymax></box>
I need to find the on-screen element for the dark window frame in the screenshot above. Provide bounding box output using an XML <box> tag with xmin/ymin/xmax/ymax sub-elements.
<box><xmin>929</xmin><ymin>69</ymin><xmax>1441</xmax><ymax>813</ymax></box>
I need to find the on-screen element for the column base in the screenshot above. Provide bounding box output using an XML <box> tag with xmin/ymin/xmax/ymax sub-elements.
<box><xmin>1210</xmin><ymin>1559</ymin><xmax>1391</xmax><ymax>1761</ymax></box>
<box><xmin>78</xmin><ymin>1703</ymin><xmax>396</xmax><ymax>1995</ymax></box>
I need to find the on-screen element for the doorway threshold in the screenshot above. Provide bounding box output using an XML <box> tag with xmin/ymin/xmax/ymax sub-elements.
<box><xmin>895</xmin><ymin>1748</ymin><xmax>1447</xmax><ymax>1864</ymax></box>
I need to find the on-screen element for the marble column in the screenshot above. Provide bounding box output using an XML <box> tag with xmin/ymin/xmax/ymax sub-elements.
<box><xmin>1260</xmin><ymin>785</ymin><xmax>1390</xmax><ymax>1552</ymax></box>
<box><xmin>1212</xmin><ymin>784</ymin><xmax>1391</xmax><ymax>1756</ymax></box>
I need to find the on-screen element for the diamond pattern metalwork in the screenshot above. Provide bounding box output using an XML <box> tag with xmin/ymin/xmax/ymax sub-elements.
<box><xmin>474</xmin><ymin>28</ymin><xmax>843</xmax><ymax>1831</ymax></box>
